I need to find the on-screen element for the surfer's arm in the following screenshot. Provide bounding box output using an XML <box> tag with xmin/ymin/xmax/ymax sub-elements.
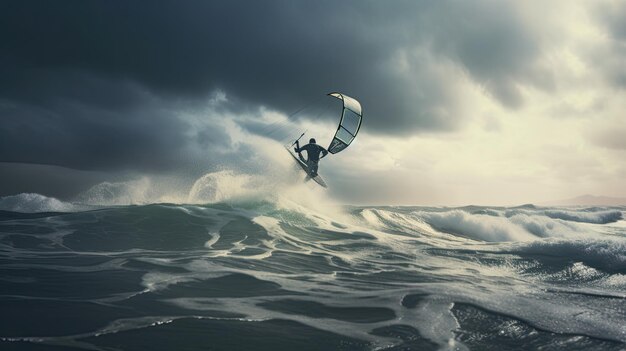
<box><xmin>294</xmin><ymin>140</ymin><xmax>301</xmax><ymax>153</ymax></box>
<box><xmin>320</xmin><ymin>147</ymin><xmax>329</xmax><ymax>159</ymax></box>
<box><xmin>296</xmin><ymin>143</ymin><xmax>311</xmax><ymax>154</ymax></box>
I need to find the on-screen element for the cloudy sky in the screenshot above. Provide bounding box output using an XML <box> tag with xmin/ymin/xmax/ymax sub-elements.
<box><xmin>1</xmin><ymin>0</ymin><xmax>625</xmax><ymax>205</ymax></box>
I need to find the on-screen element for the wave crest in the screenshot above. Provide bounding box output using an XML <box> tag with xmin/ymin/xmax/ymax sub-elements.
<box><xmin>418</xmin><ymin>210</ymin><xmax>537</xmax><ymax>242</ymax></box>
<box><xmin>0</xmin><ymin>193</ymin><xmax>79</xmax><ymax>213</ymax></box>
<box><xmin>505</xmin><ymin>208</ymin><xmax>623</xmax><ymax>224</ymax></box>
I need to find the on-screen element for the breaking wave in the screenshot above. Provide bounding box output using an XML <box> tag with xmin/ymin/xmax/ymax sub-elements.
<box><xmin>505</xmin><ymin>208</ymin><xmax>623</xmax><ymax>224</ymax></box>
<box><xmin>0</xmin><ymin>193</ymin><xmax>81</xmax><ymax>213</ymax></box>
<box><xmin>1</xmin><ymin>172</ymin><xmax>625</xmax><ymax>350</ymax></box>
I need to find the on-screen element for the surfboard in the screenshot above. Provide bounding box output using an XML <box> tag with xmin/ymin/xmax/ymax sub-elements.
<box><xmin>284</xmin><ymin>146</ymin><xmax>328</xmax><ymax>188</ymax></box>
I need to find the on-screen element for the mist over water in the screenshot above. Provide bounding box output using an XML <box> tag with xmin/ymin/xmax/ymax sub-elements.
<box><xmin>1</xmin><ymin>171</ymin><xmax>625</xmax><ymax>350</ymax></box>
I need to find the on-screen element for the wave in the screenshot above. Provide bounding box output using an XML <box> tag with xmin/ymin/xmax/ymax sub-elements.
<box><xmin>358</xmin><ymin>208</ymin><xmax>437</xmax><ymax>237</ymax></box>
<box><xmin>2</xmin><ymin>192</ymin><xmax>626</xmax><ymax>348</ymax></box>
<box><xmin>543</xmin><ymin>209</ymin><xmax>622</xmax><ymax>224</ymax></box>
<box><xmin>505</xmin><ymin>208</ymin><xmax>623</xmax><ymax>224</ymax></box>
<box><xmin>408</xmin><ymin>206</ymin><xmax>626</xmax><ymax>243</ymax></box>
<box><xmin>417</xmin><ymin>210</ymin><xmax>537</xmax><ymax>242</ymax></box>
<box><xmin>507</xmin><ymin>238</ymin><xmax>626</xmax><ymax>274</ymax></box>
<box><xmin>411</xmin><ymin>209</ymin><xmax>596</xmax><ymax>242</ymax></box>
<box><xmin>74</xmin><ymin>171</ymin><xmax>281</xmax><ymax>206</ymax></box>
<box><xmin>74</xmin><ymin>177</ymin><xmax>153</xmax><ymax>206</ymax></box>
<box><xmin>0</xmin><ymin>193</ymin><xmax>82</xmax><ymax>213</ymax></box>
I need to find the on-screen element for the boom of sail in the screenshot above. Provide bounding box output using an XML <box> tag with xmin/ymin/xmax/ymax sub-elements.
<box><xmin>326</xmin><ymin>92</ymin><xmax>363</xmax><ymax>154</ymax></box>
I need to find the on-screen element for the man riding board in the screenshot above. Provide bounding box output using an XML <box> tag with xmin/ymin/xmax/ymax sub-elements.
<box><xmin>294</xmin><ymin>138</ymin><xmax>328</xmax><ymax>178</ymax></box>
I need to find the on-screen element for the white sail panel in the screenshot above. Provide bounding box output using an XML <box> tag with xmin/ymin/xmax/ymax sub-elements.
<box><xmin>327</xmin><ymin>92</ymin><xmax>363</xmax><ymax>154</ymax></box>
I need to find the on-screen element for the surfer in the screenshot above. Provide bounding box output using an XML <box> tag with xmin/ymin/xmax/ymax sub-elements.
<box><xmin>283</xmin><ymin>92</ymin><xmax>361</xmax><ymax>188</ymax></box>
<box><xmin>294</xmin><ymin>138</ymin><xmax>328</xmax><ymax>177</ymax></box>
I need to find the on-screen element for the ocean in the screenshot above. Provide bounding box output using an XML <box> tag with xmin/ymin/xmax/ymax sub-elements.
<box><xmin>1</xmin><ymin>191</ymin><xmax>625</xmax><ymax>350</ymax></box>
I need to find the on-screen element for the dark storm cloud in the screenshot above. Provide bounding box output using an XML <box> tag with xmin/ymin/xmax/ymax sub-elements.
<box><xmin>413</xmin><ymin>2</ymin><xmax>552</xmax><ymax>109</ymax></box>
<box><xmin>0</xmin><ymin>71</ymin><xmax>233</xmax><ymax>172</ymax></box>
<box><xmin>0</xmin><ymin>0</ymin><xmax>553</xmax><ymax>180</ymax></box>
<box><xmin>1</xmin><ymin>1</ymin><xmax>548</xmax><ymax>127</ymax></box>
<box><xmin>1</xmin><ymin>89</ymin><xmax>181</xmax><ymax>171</ymax></box>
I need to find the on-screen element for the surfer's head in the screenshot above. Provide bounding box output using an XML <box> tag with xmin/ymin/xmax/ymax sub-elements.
<box><xmin>309</xmin><ymin>138</ymin><xmax>316</xmax><ymax>144</ymax></box>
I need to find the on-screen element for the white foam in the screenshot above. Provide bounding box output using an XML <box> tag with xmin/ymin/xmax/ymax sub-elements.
<box><xmin>359</xmin><ymin>209</ymin><xmax>387</xmax><ymax>229</ymax></box>
<box><xmin>506</xmin><ymin>208</ymin><xmax>623</xmax><ymax>224</ymax></box>
<box><xmin>141</xmin><ymin>271</ymin><xmax>230</xmax><ymax>293</ymax></box>
<box><xmin>411</xmin><ymin>298</ymin><xmax>468</xmax><ymax>351</ymax></box>
<box><xmin>204</xmin><ymin>232</ymin><xmax>220</xmax><ymax>249</ymax></box>
<box><xmin>0</xmin><ymin>193</ymin><xmax>81</xmax><ymax>213</ymax></box>
<box><xmin>75</xmin><ymin>177</ymin><xmax>153</xmax><ymax>206</ymax></box>
<box><xmin>543</xmin><ymin>209</ymin><xmax>623</xmax><ymax>224</ymax></box>
<box><xmin>417</xmin><ymin>210</ymin><xmax>537</xmax><ymax>242</ymax></box>
<box><xmin>600</xmin><ymin>273</ymin><xmax>626</xmax><ymax>288</ymax></box>
<box><xmin>187</xmin><ymin>170</ymin><xmax>271</xmax><ymax>204</ymax></box>
<box><xmin>507</xmin><ymin>213</ymin><xmax>587</xmax><ymax>238</ymax></box>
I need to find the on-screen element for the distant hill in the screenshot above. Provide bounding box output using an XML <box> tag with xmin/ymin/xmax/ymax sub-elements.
<box><xmin>540</xmin><ymin>194</ymin><xmax>626</xmax><ymax>206</ymax></box>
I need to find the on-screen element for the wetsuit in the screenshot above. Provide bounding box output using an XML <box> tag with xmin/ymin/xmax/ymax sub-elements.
<box><xmin>295</xmin><ymin>142</ymin><xmax>328</xmax><ymax>176</ymax></box>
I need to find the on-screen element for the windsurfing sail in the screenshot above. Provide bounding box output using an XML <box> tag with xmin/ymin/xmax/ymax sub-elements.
<box><xmin>327</xmin><ymin>92</ymin><xmax>362</xmax><ymax>154</ymax></box>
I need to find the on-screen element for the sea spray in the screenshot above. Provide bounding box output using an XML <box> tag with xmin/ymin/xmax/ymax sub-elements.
<box><xmin>0</xmin><ymin>193</ymin><xmax>79</xmax><ymax>213</ymax></box>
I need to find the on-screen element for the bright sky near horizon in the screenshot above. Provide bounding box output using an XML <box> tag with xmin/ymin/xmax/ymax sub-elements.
<box><xmin>1</xmin><ymin>0</ymin><xmax>625</xmax><ymax>205</ymax></box>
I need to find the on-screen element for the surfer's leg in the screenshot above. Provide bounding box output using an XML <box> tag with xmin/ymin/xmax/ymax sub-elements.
<box><xmin>309</xmin><ymin>161</ymin><xmax>319</xmax><ymax>177</ymax></box>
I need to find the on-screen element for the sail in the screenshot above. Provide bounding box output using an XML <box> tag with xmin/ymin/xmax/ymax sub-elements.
<box><xmin>327</xmin><ymin>92</ymin><xmax>363</xmax><ymax>154</ymax></box>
